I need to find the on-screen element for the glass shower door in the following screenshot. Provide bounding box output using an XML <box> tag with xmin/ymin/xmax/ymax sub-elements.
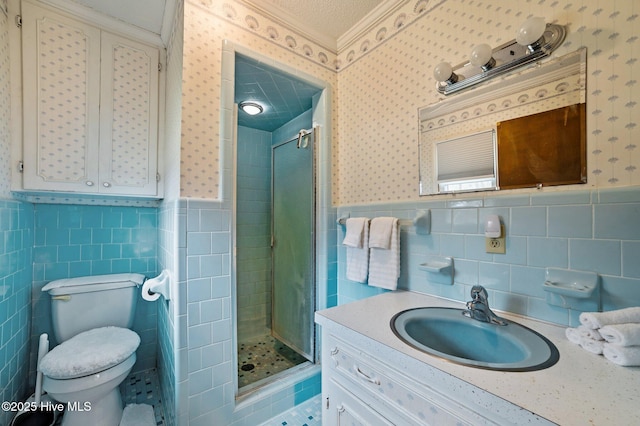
<box><xmin>271</xmin><ymin>130</ymin><xmax>315</xmax><ymax>361</ymax></box>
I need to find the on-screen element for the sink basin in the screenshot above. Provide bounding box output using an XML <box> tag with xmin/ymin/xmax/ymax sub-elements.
<box><xmin>391</xmin><ymin>307</ymin><xmax>559</xmax><ymax>371</ymax></box>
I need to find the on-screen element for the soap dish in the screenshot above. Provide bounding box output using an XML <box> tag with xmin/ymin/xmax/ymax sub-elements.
<box><xmin>542</xmin><ymin>268</ymin><xmax>600</xmax><ymax>310</ymax></box>
<box><xmin>419</xmin><ymin>255</ymin><xmax>453</xmax><ymax>285</ymax></box>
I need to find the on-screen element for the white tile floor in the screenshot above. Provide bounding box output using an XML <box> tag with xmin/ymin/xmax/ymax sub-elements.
<box><xmin>120</xmin><ymin>368</ymin><xmax>166</xmax><ymax>425</ymax></box>
<box><xmin>260</xmin><ymin>395</ymin><xmax>322</xmax><ymax>426</ymax></box>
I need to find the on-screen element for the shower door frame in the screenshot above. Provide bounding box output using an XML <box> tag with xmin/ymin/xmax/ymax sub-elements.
<box><xmin>224</xmin><ymin>41</ymin><xmax>333</xmax><ymax>402</ymax></box>
<box><xmin>270</xmin><ymin>129</ymin><xmax>317</xmax><ymax>362</ymax></box>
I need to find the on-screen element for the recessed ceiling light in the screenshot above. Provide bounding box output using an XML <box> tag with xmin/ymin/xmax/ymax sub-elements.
<box><xmin>239</xmin><ymin>101</ymin><xmax>263</xmax><ymax>115</ymax></box>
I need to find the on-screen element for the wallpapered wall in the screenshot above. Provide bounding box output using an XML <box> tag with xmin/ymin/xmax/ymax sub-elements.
<box><xmin>181</xmin><ymin>0</ymin><xmax>638</xmax><ymax>205</ymax></box>
<box><xmin>180</xmin><ymin>0</ymin><xmax>337</xmax><ymax>199</ymax></box>
<box><xmin>337</xmin><ymin>0</ymin><xmax>639</xmax><ymax>204</ymax></box>
<box><xmin>0</xmin><ymin>1</ymin><xmax>11</xmax><ymax>199</ymax></box>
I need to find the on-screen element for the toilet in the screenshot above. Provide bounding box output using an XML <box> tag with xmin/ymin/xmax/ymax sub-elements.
<box><xmin>39</xmin><ymin>273</ymin><xmax>145</xmax><ymax>426</ymax></box>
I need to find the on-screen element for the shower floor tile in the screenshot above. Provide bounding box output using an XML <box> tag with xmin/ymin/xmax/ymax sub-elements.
<box><xmin>238</xmin><ymin>334</ymin><xmax>308</xmax><ymax>388</ymax></box>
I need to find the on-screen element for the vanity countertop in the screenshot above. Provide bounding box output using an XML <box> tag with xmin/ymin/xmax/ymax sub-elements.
<box><xmin>316</xmin><ymin>291</ymin><xmax>640</xmax><ymax>425</ymax></box>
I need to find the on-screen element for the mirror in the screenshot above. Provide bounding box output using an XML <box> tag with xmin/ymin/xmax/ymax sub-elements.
<box><xmin>419</xmin><ymin>48</ymin><xmax>586</xmax><ymax>196</ymax></box>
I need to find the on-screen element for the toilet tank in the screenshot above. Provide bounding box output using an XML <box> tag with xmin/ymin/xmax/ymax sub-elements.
<box><xmin>42</xmin><ymin>273</ymin><xmax>145</xmax><ymax>342</ymax></box>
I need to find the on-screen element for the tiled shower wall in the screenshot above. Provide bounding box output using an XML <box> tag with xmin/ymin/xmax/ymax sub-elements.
<box><xmin>236</xmin><ymin>126</ymin><xmax>272</xmax><ymax>342</ymax></box>
<box><xmin>236</xmin><ymin>110</ymin><xmax>314</xmax><ymax>343</ymax></box>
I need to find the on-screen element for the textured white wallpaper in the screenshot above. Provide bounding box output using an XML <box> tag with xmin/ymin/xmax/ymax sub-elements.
<box><xmin>0</xmin><ymin>4</ymin><xmax>10</xmax><ymax>198</ymax></box>
<box><xmin>337</xmin><ymin>0</ymin><xmax>639</xmax><ymax>204</ymax></box>
<box><xmin>181</xmin><ymin>0</ymin><xmax>637</xmax><ymax>204</ymax></box>
<box><xmin>180</xmin><ymin>0</ymin><xmax>337</xmax><ymax>199</ymax></box>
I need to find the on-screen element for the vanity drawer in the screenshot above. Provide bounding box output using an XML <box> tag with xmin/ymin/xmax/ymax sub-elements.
<box><xmin>326</xmin><ymin>334</ymin><xmax>486</xmax><ymax>426</ymax></box>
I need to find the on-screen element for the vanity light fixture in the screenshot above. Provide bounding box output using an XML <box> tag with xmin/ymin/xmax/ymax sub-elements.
<box><xmin>239</xmin><ymin>101</ymin><xmax>263</xmax><ymax>115</ymax></box>
<box><xmin>433</xmin><ymin>17</ymin><xmax>566</xmax><ymax>96</ymax></box>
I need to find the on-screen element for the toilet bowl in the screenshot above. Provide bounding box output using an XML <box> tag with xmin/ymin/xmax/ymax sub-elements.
<box><xmin>40</xmin><ymin>327</ymin><xmax>140</xmax><ymax>426</ymax></box>
<box><xmin>41</xmin><ymin>274</ymin><xmax>145</xmax><ymax>426</ymax></box>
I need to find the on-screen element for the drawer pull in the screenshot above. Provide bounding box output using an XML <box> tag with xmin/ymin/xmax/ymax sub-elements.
<box><xmin>354</xmin><ymin>365</ymin><xmax>380</xmax><ymax>385</ymax></box>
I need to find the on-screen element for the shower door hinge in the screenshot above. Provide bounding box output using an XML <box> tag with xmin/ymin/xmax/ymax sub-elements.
<box><xmin>158</xmin><ymin>62</ymin><xmax>162</xmax><ymax>72</ymax></box>
<box><xmin>15</xmin><ymin>15</ymin><xmax>22</xmax><ymax>27</ymax></box>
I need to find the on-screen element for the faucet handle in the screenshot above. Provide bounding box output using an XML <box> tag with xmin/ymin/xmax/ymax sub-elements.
<box><xmin>470</xmin><ymin>285</ymin><xmax>488</xmax><ymax>302</ymax></box>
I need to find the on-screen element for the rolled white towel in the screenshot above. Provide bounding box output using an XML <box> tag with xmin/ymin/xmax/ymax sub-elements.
<box><xmin>600</xmin><ymin>323</ymin><xmax>640</xmax><ymax>347</ymax></box>
<box><xmin>580</xmin><ymin>338</ymin><xmax>604</xmax><ymax>355</ymax></box>
<box><xmin>603</xmin><ymin>343</ymin><xmax>640</xmax><ymax>367</ymax></box>
<box><xmin>579</xmin><ymin>307</ymin><xmax>640</xmax><ymax>329</ymax></box>
<box><xmin>565</xmin><ymin>327</ymin><xmax>582</xmax><ymax>345</ymax></box>
<box><xmin>578</xmin><ymin>325</ymin><xmax>603</xmax><ymax>341</ymax></box>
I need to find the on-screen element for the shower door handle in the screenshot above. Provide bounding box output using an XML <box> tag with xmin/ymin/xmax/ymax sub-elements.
<box><xmin>270</xmin><ymin>234</ymin><xmax>274</xmax><ymax>248</ymax></box>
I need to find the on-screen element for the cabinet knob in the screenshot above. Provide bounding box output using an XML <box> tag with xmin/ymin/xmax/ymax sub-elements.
<box><xmin>86</xmin><ymin>181</ymin><xmax>94</xmax><ymax>186</ymax></box>
<box><xmin>103</xmin><ymin>182</ymin><xmax>111</xmax><ymax>188</ymax></box>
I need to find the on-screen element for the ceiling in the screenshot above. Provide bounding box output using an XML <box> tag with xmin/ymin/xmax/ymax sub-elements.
<box><xmin>235</xmin><ymin>55</ymin><xmax>322</xmax><ymax>132</ymax></box>
<box><xmin>66</xmin><ymin>0</ymin><xmax>386</xmax><ymax>47</ymax></box>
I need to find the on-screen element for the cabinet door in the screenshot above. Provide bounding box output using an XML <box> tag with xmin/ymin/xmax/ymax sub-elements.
<box><xmin>22</xmin><ymin>0</ymin><xmax>101</xmax><ymax>192</ymax></box>
<box><xmin>99</xmin><ymin>32</ymin><xmax>159</xmax><ymax>196</ymax></box>
<box><xmin>324</xmin><ymin>379</ymin><xmax>394</xmax><ymax>426</ymax></box>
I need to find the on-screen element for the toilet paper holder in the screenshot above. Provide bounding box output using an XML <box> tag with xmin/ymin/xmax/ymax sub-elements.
<box><xmin>142</xmin><ymin>269</ymin><xmax>172</xmax><ymax>301</ymax></box>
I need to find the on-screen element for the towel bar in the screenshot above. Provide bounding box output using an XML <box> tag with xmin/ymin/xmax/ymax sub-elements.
<box><xmin>337</xmin><ymin>210</ymin><xmax>431</xmax><ymax>235</ymax></box>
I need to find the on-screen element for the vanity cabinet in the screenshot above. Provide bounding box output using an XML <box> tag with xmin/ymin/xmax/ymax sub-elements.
<box><xmin>322</xmin><ymin>333</ymin><xmax>479</xmax><ymax>426</ymax></box>
<box><xmin>318</xmin><ymin>319</ymin><xmax>555</xmax><ymax>426</ymax></box>
<box><xmin>19</xmin><ymin>0</ymin><xmax>161</xmax><ymax>197</ymax></box>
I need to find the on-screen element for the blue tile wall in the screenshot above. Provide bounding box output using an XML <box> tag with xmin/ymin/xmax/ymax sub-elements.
<box><xmin>337</xmin><ymin>187</ymin><xmax>640</xmax><ymax>327</ymax></box>
<box><xmin>236</xmin><ymin>125</ymin><xmax>272</xmax><ymax>342</ymax></box>
<box><xmin>158</xmin><ymin>199</ymin><xmax>180</xmax><ymax>426</ymax></box>
<box><xmin>0</xmin><ymin>200</ymin><xmax>33</xmax><ymax>426</ymax></box>
<box><xmin>29</xmin><ymin>204</ymin><xmax>159</xmax><ymax>384</ymax></box>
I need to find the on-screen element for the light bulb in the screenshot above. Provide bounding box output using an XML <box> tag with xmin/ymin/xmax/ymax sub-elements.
<box><xmin>516</xmin><ymin>17</ymin><xmax>547</xmax><ymax>48</ymax></box>
<box><xmin>469</xmin><ymin>44</ymin><xmax>495</xmax><ymax>70</ymax></box>
<box><xmin>433</xmin><ymin>62</ymin><xmax>456</xmax><ymax>83</ymax></box>
<box><xmin>239</xmin><ymin>102</ymin><xmax>263</xmax><ymax>115</ymax></box>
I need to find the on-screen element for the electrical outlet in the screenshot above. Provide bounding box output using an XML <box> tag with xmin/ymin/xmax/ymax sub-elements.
<box><xmin>485</xmin><ymin>225</ymin><xmax>506</xmax><ymax>254</ymax></box>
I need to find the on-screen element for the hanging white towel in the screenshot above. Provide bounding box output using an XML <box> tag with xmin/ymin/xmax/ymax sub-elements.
<box><xmin>368</xmin><ymin>217</ymin><xmax>400</xmax><ymax>290</ymax></box>
<box><xmin>600</xmin><ymin>323</ymin><xmax>640</xmax><ymax>347</ymax></box>
<box><xmin>603</xmin><ymin>343</ymin><xmax>640</xmax><ymax>366</ymax></box>
<box><xmin>343</xmin><ymin>217</ymin><xmax>367</xmax><ymax>248</ymax></box>
<box><xmin>369</xmin><ymin>217</ymin><xmax>395</xmax><ymax>249</ymax></box>
<box><xmin>579</xmin><ymin>307</ymin><xmax>640</xmax><ymax>329</ymax></box>
<box><xmin>345</xmin><ymin>218</ymin><xmax>370</xmax><ymax>283</ymax></box>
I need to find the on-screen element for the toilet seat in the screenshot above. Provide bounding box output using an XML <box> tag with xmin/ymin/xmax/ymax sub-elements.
<box><xmin>40</xmin><ymin>327</ymin><xmax>140</xmax><ymax>379</ymax></box>
<box><xmin>42</xmin><ymin>352</ymin><xmax>136</xmax><ymax>395</ymax></box>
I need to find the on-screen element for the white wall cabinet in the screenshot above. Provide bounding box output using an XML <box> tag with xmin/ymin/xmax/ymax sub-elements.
<box><xmin>20</xmin><ymin>0</ymin><xmax>161</xmax><ymax>197</ymax></box>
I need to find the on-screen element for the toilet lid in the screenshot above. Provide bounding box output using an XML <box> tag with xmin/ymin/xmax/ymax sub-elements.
<box><xmin>40</xmin><ymin>327</ymin><xmax>140</xmax><ymax>379</ymax></box>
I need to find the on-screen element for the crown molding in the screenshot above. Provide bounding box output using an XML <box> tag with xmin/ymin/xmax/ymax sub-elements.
<box><xmin>337</xmin><ymin>0</ymin><xmax>406</xmax><ymax>53</ymax></box>
<box><xmin>35</xmin><ymin>0</ymin><xmax>164</xmax><ymax>46</ymax></box>
<box><xmin>237</xmin><ymin>0</ymin><xmax>337</xmax><ymax>52</ymax></box>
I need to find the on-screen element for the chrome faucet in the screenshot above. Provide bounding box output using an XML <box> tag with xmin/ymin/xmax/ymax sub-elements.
<box><xmin>463</xmin><ymin>285</ymin><xmax>508</xmax><ymax>326</ymax></box>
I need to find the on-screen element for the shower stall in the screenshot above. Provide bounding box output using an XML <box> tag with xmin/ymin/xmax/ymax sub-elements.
<box><xmin>271</xmin><ymin>129</ymin><xmax>316</xmax><ymax>362</ymax></box>
<box><xmin>235</xmin><ymin>125</ymin><xmax>316</xmax><ymax>389</ymax></box>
